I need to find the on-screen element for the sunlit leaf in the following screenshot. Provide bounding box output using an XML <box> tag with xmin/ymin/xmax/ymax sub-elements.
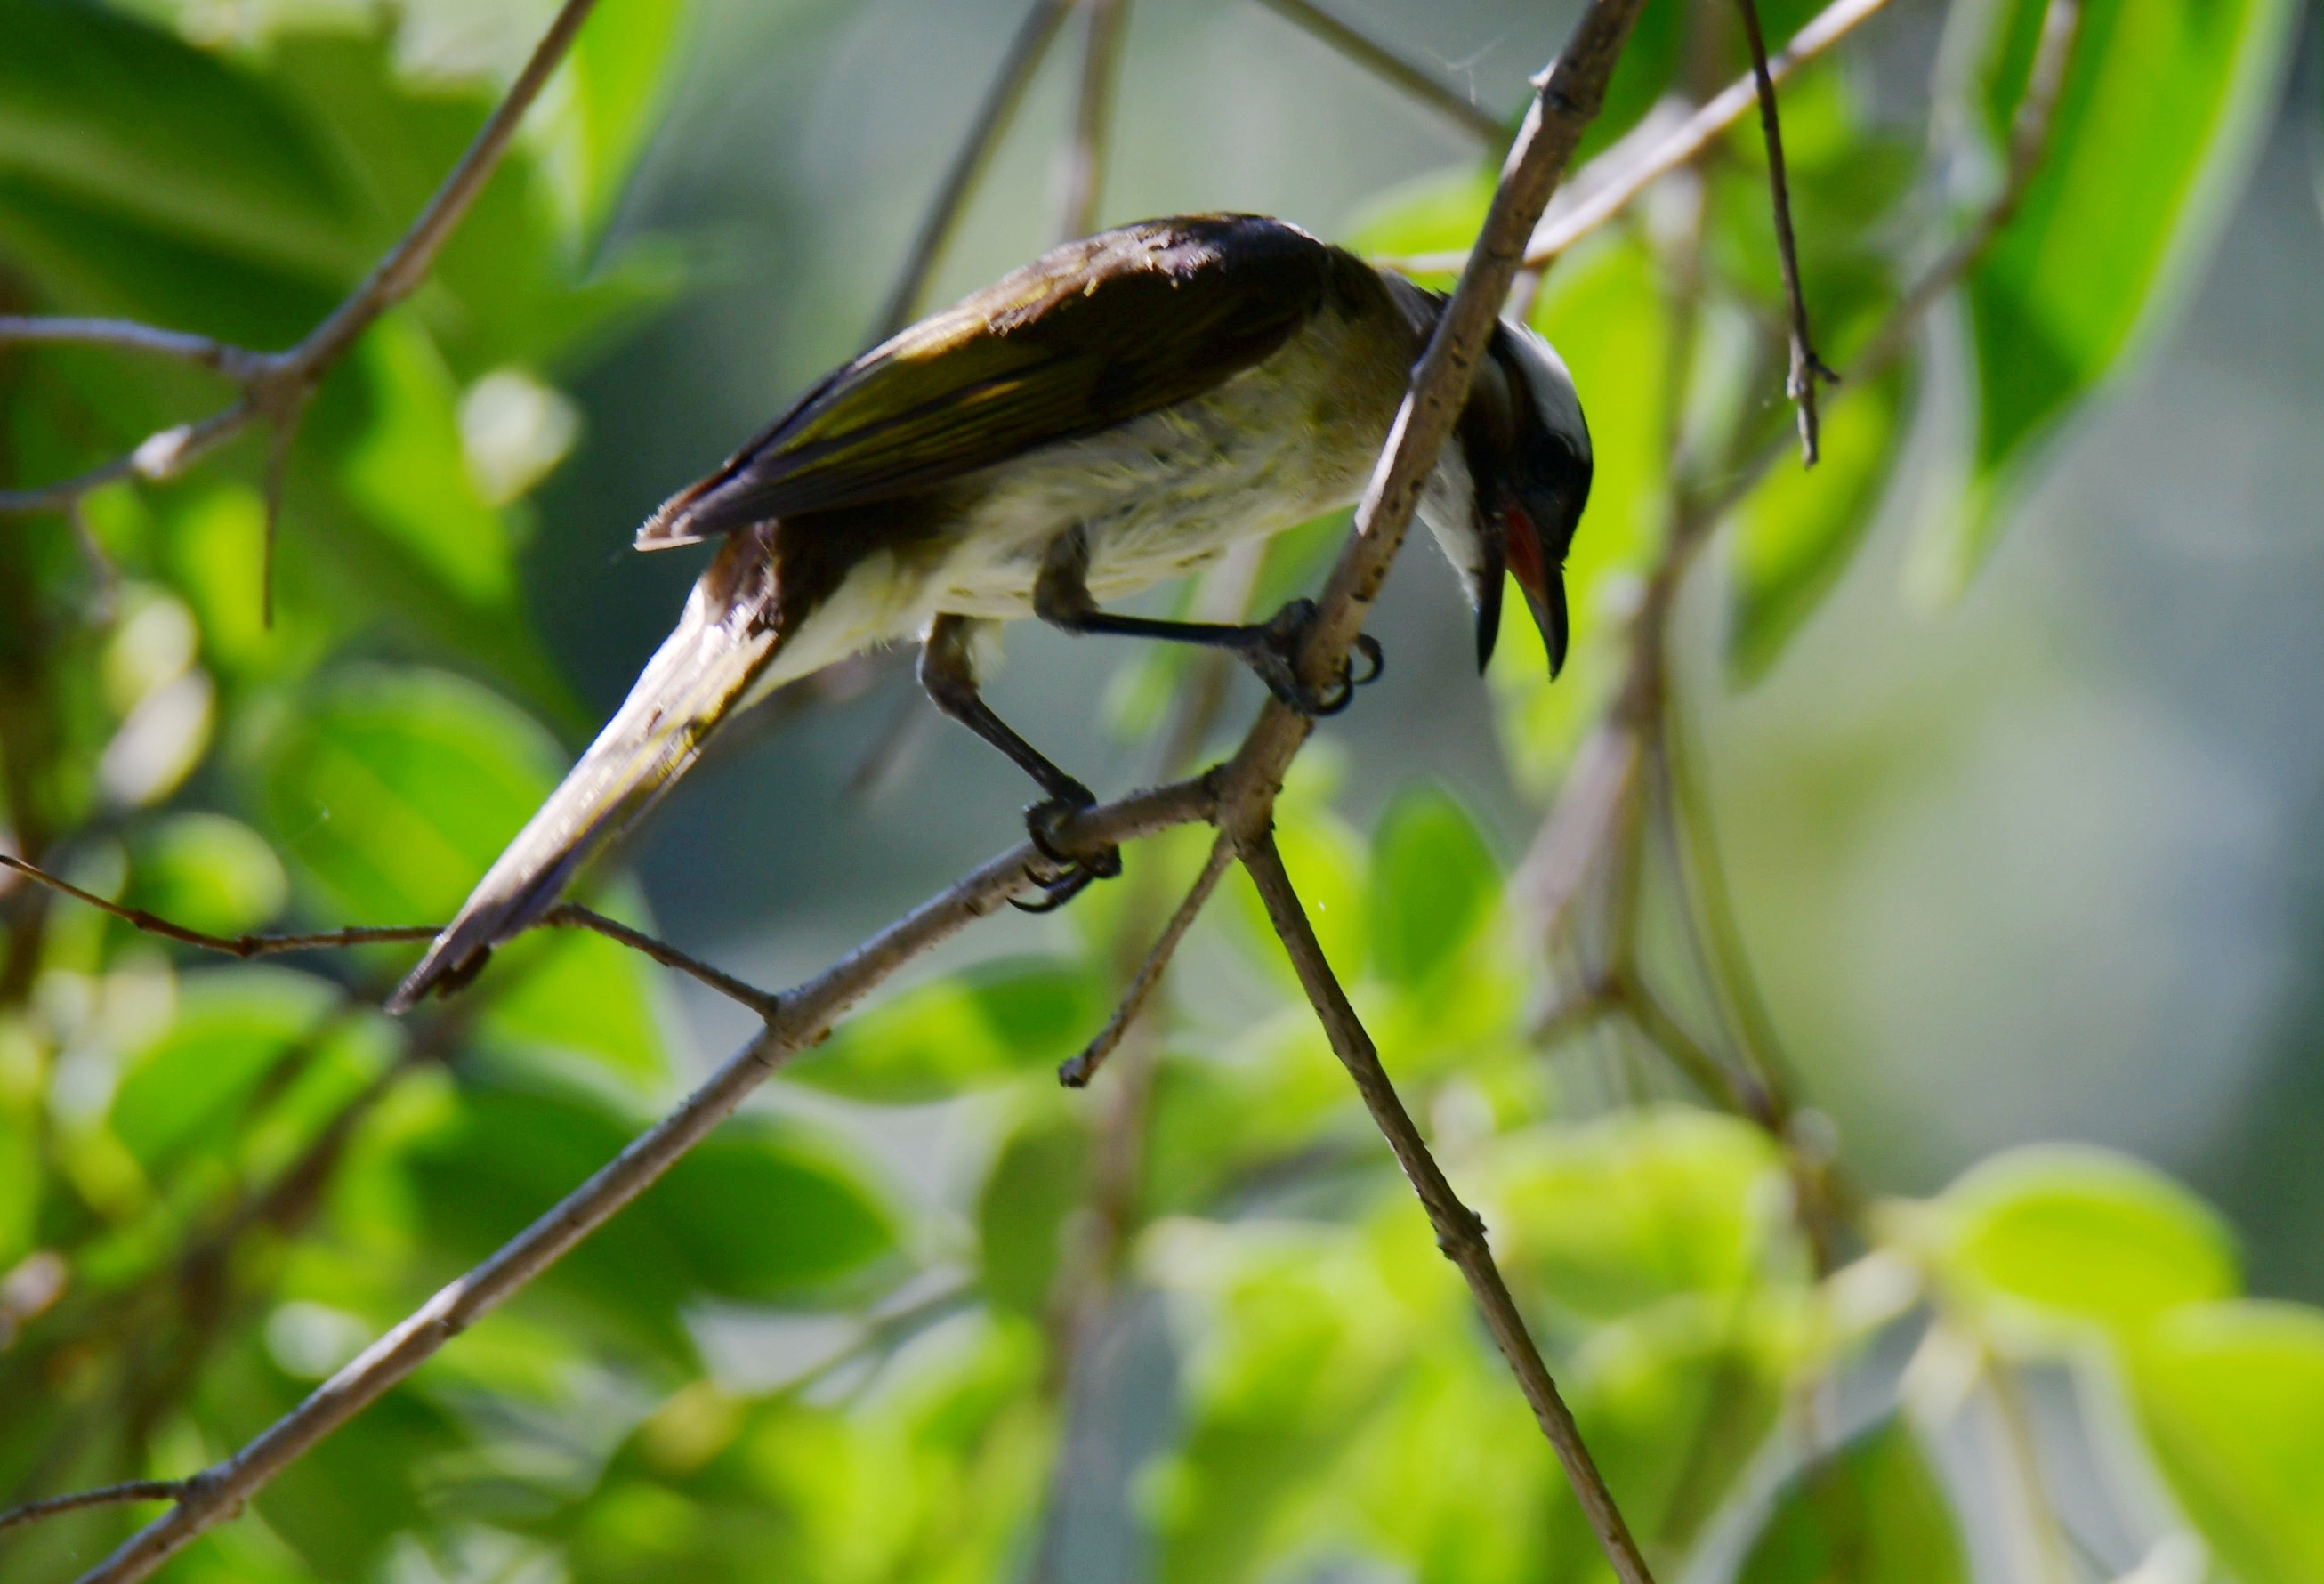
<box><xmin>256</xmin><ymin>663</ymin><xmax>563</xmax><ymax>924</ymax></box>
<box><xmin>1738</xmin><ymin>1416</ymin><xmax>1969</xmax><ymax>1584</ymax></box>
<box><xmin>2130</xmin><ymin>1301</ymin><xmax>2324</xmax><ymax>1584</ymax></box>
<box><xmin>1895</xmin><ymin>1144</ymin><xmax>2239</xmax><ymax>1339</ymax></box>
<box><xmin>125</xmin><ymin>811</ymin><xmax>288</xmax><ymax>937</ymax></box>
<box><xmin>789</xmin><ymin>957</ymin><xmax>1099</xmax><ymax>1103</ymax></box>
<box><xmin>1920</xmin><ymin>0</ymin><xmax>2299</xmax><ymax>594</ymax></box>
<box><xmin>1486</xmin><ymin>1108</ymin><xmax>1793</xmax><ymax>1321</ymax></box>
<box><xmin>109</xmin><ymin>964</ymin><xmax>342</xmax><ymax>1170</ymax></box>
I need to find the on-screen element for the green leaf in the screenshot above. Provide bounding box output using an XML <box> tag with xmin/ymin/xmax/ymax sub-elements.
<box><xmin>1369</xmin><ymin>785</ymin><xmax>1498</xmax><ymax>989</ymax></box>
<box><xmin>0</xmin><ymin>0</ymin><xmax>362</xmax><ymax>280</ymax></box>
<box><xmin>1486</xmin><ymin>1108</ymin><xmax>1792</xmax><ymax>1321</ymax></box>
<box><xmin>2130</xmin><ymin>1301</ymin><xmax>2324</xmax><ymax>1584</ymax></box>
<box><xmin>256</xmin><ymin>664</ymin><xmax>565</xmax><ymax>924</ymax></box>
<box><xmin>477</xmin><ymin>882</ymin><xmax>672</xmax><ymax>1085</ymax></box>
<box><xmin>1726</xmin><ymin>370</ymin><xmax>1907</xmax><ymax>683</ymax></box>
<box><xmin>125</xmin><ymin>811</ymin><xmax>289</xmax><ymax>937</ymax></box>
<box><xmin>789</xmin><ymin>958</ymin><xmax>1099</xmax><ymax>1103</ymax></box>
<box><xmin>1738</xmin><ymin>1416</ymin><xmax>1968</xmax><ymax>1584</ymax></box>
<box><xmin>541</xmin><ymin>0</ymin><xmax>694</xmax><ymax>244</ymax></box>
<box><xmin>404</xmin><ymin>1074</ymin><xmax>892</xmax><ymax>1361</ymax></box>
<box><xmin>109</xmin><ymin>965</ymin><xmax>342</xmax><ymax>1170</ymax></box>
<box><xmin>1900</xmin><ymin>1144</ymin><xmax>2239</xmax><ymax>1337</ymax></box>
<box><xmin>335</xmin><ymin>315</ymin><xmax>517</xmax><ymax>608</ymax></box>
<box><xmin>977</xmin><ymin>1112</ymin><xmax>1086</xmax><ymax>1320</ymax></box>
<box><xmin>1925</xmin><ymin>0</ymin><xmax>2299</xmax><ymax>594</ymax></box>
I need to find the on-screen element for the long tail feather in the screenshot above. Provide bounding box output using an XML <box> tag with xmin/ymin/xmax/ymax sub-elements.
<box><xmin>387</xmin><ymin>529</ymin><xmax>782</xmax><ymax>1013</ymax></box>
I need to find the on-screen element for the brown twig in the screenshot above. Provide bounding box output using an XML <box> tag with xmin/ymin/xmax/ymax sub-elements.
<box><xmin>543</xmin><ymin>902</ymin><xmax>782</xmax><ymax>1020</ymax></box>
<box><xmin>1247</xmin><ymin>0</ymin><xmax>1507</xmax><ymax>147</ymax></box>
<box><xmin>0</xmin><ymin>854</ymin><xmax>437</xmax><ymax>958</ymax></box>
<box><xmin>1239</xmin><ymin>829</ymin><xmax>1655</xmax><ymax>1584</ymax></box>
<box><xmin>1056</xmin><ymin>0</ymin><xmax>1132</xmax><ymax>242</ymax></box>
<box><xmin>1058</xmin><ymin>831</ymin><xmax>1232</xmax><ymax>1086</ymax></box>
<box><xmin>0</xmin><ymin>1483</ymin><xmax>189</xmax><ymax>1537</ymax></box>
<box><xmin>0</xmin><ymin>0</ymin><xmax>603</xmax><ymax>605</ymax></box>
<box><xmin>1375</xmin><ymin>0</ymin><xmax>1897</xmax><ymax>277</ymax></box>
<box><xmin>874</xmin><ymin>0</ymin><xmax>1078</xmax><ymax>339</ymax></box>
<box><xmin>1734</xmin><ymin>0</ymin><xmax>1837</xmax><ymax>464</ymax></box>
<box><xmin>66</xmin><ymin>1</ymin><xmax>1661</xmax><ymax>1566</ymax></box>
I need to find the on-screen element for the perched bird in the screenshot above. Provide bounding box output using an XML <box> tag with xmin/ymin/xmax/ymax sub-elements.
<box><xmin>388</xmin><ymin>214</ymin><xmax>1591</xmax><ymax>1012</ymax></box>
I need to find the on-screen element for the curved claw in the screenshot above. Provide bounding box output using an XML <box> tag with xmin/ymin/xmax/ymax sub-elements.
<box><xmin>1244</xmin><ymin>602</ymin><xmax>1387</xmax><ymax>719</ymax></box>
<box><xmin>1014</xmin><ymin>791</ymin><xmax>1121</xmax><ymax>914</ymax></box>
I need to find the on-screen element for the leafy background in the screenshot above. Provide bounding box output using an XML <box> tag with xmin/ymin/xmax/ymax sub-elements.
<box><xmin>4</xmin><ymin>0</ymin><xmax>2324</xmax><ymax>1580</ymax></box>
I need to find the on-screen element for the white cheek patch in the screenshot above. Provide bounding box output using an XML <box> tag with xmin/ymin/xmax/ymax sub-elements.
<box><xmin>1417</xmin><ymin>443</ymin><xmax>1491</xmax><ymax>606</ymax></box>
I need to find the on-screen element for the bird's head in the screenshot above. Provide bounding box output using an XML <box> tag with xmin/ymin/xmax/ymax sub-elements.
<box><xmin>1421</xmin><ymin>319</ymin><xmax>1593</xmax><ymax>679</ymax></box>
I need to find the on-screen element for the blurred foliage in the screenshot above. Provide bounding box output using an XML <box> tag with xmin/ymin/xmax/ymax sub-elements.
<box><xmin>0</xmin><ymin>1</ymin><xmax>2315</xmax><ymax>1582</ymax></box>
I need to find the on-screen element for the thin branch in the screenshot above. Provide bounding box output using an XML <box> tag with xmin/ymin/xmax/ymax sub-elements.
<box><xmin>1733</xmin><ymin>0</ymin><xmax>1837</xmax><ymax>465</ymax></box>
<box><xmin>67</xmin><ymin>2</ymin><xmax>1658</xmax><ymax>1566</ymax></box>
<box><xmin>0</xmin><ymin>854</ymin><xmax>437</xmax><ymax>958</ymax></box>
<box><xmin>543</xmin><ymin>902</ymin><xmax>782</xmax><ymax>1021</ymax></box>
<box><xmin>874</xmin><ymin>0</ymin><xmax>1078</xmax><ymax>339</ymax></box>
<box><xmin>1055</xmin><ymin>0</ymin><xmax>1132</xmax><ymax>241</ymax></box>
<box><xmin>68</xmin><ymin>775</ymin><xmax>1210</xmax><ymax>1584</ymax></box>
<box><xmin>0</xmin><ymin>319</ymin><xmax>257</xmax><ymax>378</ymax></box>
<box><xmin>1374</xmin><ymin>0</ymin><xmax>1897</xmax><ymax>277</ymax></box>
<box><xmin>1059</xmin><ymin>830</ymin><xmax>1232</xmax><ymax>1086</ymax></box>
<box><xmin>1247</xmin><ymin>0</ymin><xmax>1506</xmax><ymax>148</ymax></box>
<box><xmin>1239</xmin><ymin>829</ymin><xmax>1655</xmax><ymax>1584</ymax></box>
<box><xmin>0</xmin><ymin>1482</ymin><xmax>189</xmax><ymax>1537</ymax></box>
<box><xmin>0</xmin><ymin>0</ymin><xmax>601</xmax><ymax>553</ymax></box>
<box><xmin>1206</xmin><ymin>0</ymin><xmax>1652</xmax><ymax>842</ymax></box>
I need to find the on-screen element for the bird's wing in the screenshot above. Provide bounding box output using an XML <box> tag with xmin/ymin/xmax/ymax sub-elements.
<box><xmin>639</xmin><ymin>214</ymin><xmax>1338</xmax><ymax>546</ymax></box>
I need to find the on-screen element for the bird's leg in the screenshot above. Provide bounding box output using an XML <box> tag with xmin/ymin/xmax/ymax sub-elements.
<box><xmin>918</xmin><ymin>613</ymin><xmax>1121</xmax><ymax>912</ymax></box>
<box><xmin>1033</xmin><ymin>528</ymin><xmax>1383</xmax><ymax>717</ymax></box>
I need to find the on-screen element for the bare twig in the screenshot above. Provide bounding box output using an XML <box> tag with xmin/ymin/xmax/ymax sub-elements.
<box><xmin>1374</xmin><ymin>0</ymin><xmax>1897</xmax><ymax>277</ymax></box>
<box><xmin>1239</xmin><ymin>829</ymin><xmax>1655</xmax><ymax>1584</ymax></box>
<box><xmin>0</xmin><ymin>319</ymin><xmax>258</xmax><ymax>376</ymax></box>
<box><xmin>1734</xmin><ymin>0</ymin><xmax>1837</xmax><ymax>464</ymax></box>
<box><xmin>543</xmin><ymin>902</ymin><xmax>781</xmax><ymax>1020</ymax></box>
<box><xmin>0</xmin><ymin>854</ymin><xmax>437</xmax><ymax>958</ymax></box>
<box><xmin>0</xmin><ymin>1483</ymin><xmax>188</xmax><ymax>1537</ymax></box>
<box><xmin>1248</xmin><ymin>0</ymin><xmax>1507</xmax><ymax>147</ymax></box>
<box><xmin>68</xmin><ymin>776</ymin><xmax>1208</xmax><ymax>1584</ymax></box>
<box><xmin>65</xmin><ymin>1</ymin><xmax>1660</xmax><ymax>1566</ymax></box>
<box><xmin>1056</xmin><ymin>0</ymin><xmax>1132</xmax><ymax>241</ymax></box>
<box><xmin>874</xmin><ymin>0</ymin><xmax>1078</xmax><ymax>338</ymax></box>
<box><xmin>1059</xmin><ymin>831</ymin><xmax>1232</xmax><ymax>1086</ymax></box>
<box><xmin>0</xmin><ymin>0</ymin><xmax>603</xmax><ymax>586</ymax></box>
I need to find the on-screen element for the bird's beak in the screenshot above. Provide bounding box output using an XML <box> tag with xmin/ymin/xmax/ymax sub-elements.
<box><xmin>1501</xmin><ymin>497</ymin><xmax>1570</xmax><ymax>679</ymax></box>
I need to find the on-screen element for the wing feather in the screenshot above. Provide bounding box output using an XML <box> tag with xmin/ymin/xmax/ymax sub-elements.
<box><xmin>639</xmin><ymin>215</ymin><xmax>1335</xmax><ymax>547</ymax></box>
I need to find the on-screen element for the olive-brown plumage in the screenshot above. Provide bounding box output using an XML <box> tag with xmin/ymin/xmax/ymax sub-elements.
<box><xmin>389</xmin><ymin>214</ymin><xmax>1589</xmax><ymax>1011</ymax></box>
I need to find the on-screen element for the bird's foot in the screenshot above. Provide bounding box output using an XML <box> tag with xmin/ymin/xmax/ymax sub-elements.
<box><xmin>1240</xmin><ymin>599</ymin><xmax>1384</xmax><ymax>718</ymax></box>
<box><xmin>1014</xmin><ymin>782</ymin><xmax>1122</xmax><ymax>913</ymax></box>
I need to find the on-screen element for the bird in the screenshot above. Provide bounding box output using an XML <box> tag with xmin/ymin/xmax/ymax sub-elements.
<box><xmin>387</xmin><ymin>214</ymin><xmax>1591</xmax><ymax>1013</ymax></box>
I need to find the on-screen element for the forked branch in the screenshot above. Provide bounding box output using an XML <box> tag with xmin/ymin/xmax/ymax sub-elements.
<box><xmin>54</xmin><ymin>0</ymin><xmax>1660</xmax><ymax>1571</ymax></box>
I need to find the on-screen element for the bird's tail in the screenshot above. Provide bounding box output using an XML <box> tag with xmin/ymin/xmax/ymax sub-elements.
<box><xmin>387</xmin><ymin>528</ymin><xmax>783</xmax><ymax>1014</ymax></box>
